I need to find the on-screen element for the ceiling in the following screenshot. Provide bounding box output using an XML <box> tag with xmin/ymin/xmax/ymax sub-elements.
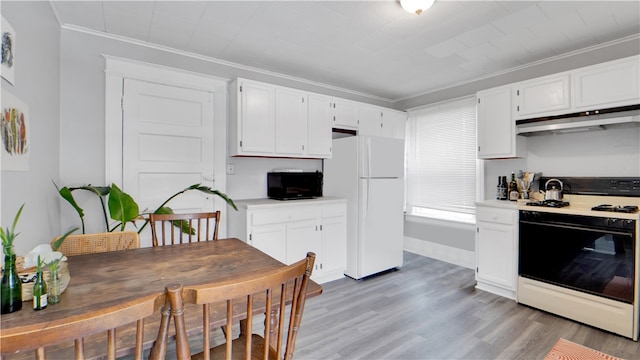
<box><xmin>50</xmin><ymin>1</ymin><xmax>640</xmax><ymax>102</ymax></box>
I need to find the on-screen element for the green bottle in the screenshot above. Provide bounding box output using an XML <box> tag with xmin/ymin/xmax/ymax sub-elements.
<box><xmin>1</xmin><ymin>254</ymin><xmax>23</xmax><ymax>314</ymax></box>
<box><xmin>32</xmin><ymin>256</ymin><xmax>47</xmax><ymax>311</ymax></box>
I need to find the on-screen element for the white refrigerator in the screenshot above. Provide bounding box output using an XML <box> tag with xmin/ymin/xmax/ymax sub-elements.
<box><xmin>323</xmin><ymin>135</ymin><xmax>405</xmax><ymax>279</ymax></box>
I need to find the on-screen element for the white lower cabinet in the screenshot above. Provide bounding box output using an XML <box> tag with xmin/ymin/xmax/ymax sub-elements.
<box><xmin>228</xmin><ymin>198</ymin><xmax>347</xmax><ymax>283</ymax></box>
<box><xmin>475</xmin><ymin>203</ymin><xmax>518</xmax><ymax>300</ymax></box>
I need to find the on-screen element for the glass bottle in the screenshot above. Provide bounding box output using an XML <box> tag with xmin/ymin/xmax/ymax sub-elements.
<box><xmin>32</xmin><ymin>258</ymin><xmax>47</xmax><ymax>311</ymax></box>
<box><xmin>48</xmin><ymin>266</ymin><xmax>61</xmax><ymax>304</ymax></box>
<box><xmin>1</xmin><ymin>254</ymin><xmax>23</xmax><ymax>314</ymax></box>
<box><xmin>509</xmin><ymin>173</ymin><xmax>519</xmax><ymax>201</ymax></box>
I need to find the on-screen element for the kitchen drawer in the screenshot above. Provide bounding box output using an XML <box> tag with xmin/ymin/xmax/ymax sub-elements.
<box><xmin>322</xmin><ymin>204</ymin><xmax>347</xmax><ymax>218</ymax></box>
<box><xmin>477</xmin><ymin>207</ymin><xmax>515</xmax><ymax>225</ymax></box>
<box><xmin>251</xmin><ymin>207</ymin><xmax>317</xmax><ymax>226</ymax></box>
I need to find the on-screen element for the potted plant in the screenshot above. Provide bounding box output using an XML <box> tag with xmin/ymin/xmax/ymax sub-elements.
<box><xmin>55</xmin><ymin>183</ymin><xmax>237</xmax><ymax>234</ymax></box>
<box><xmin>1</xmin><ymin>204</ymin><xmax>24</xmax><ymax>314</ymax></box>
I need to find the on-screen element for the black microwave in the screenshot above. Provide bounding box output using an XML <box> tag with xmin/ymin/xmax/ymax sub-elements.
<box><xmin>267</xmin><ymin>171</ymin><xmax>323</xmax><ymax>200</ymax></box>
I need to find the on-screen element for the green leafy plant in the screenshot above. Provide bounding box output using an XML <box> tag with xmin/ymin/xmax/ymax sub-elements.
<box><xmin>55</xmin><ymin>183</ymin><xmax>237</xmax><ymax>234</ymax></box>
<box><xmin>47</xmin><ymin>227</ymin><xmax>78</xmax><ymax>271</ymax></box>
<box><xmin>1</xmin><ymin>204</ymin><xmax>25</xmax><ymax>257</ymax></box>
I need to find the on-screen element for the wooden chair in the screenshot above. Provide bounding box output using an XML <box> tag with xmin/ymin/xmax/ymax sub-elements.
<box><xmin>0</xmin><ymin>292</ymin><xmax>166</xmax><ymax>360</ymax></box>
<box><xmin>161</xmin><ymin>252</ymin><xmax>316</xmax><ymax>360</ymax></box>
<box><xmin>52</xmin><ymin>231</ymin><xmax>140</xmax><ymax>256</ymax></box>
<box><xmin>149</xmin><ymin>211</ymin><xmax>221</xmax><ymax>247</ymax></box>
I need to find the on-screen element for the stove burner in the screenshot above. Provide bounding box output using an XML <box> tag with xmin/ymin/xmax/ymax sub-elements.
<box><xmin>591</xmin><ymin>204</ymin><xmax>639</xmax><ymax>213</ymax></box>
<box><xmin>526</xmin><ymin>200</ymin><xmax>570</xmax><ymax>208</ymax></box>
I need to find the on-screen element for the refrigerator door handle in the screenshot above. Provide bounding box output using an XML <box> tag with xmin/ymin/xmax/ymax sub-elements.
<box><xmin>362</xmin><ymin>180</ymin><xmax>368</xmax><ymax>219</ymax></box>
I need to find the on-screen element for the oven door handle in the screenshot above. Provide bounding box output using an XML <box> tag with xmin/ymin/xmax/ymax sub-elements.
<box><xmin>519</xmin><ymin>220</ymin><xmax>634</xmax><ymax>238</ymax></box>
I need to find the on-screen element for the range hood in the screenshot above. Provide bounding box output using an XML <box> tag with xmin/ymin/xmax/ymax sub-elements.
<box><xmin>516</xmin><ymin>105</ymin><xmax>640</xmax><ymax>136</ymax></box>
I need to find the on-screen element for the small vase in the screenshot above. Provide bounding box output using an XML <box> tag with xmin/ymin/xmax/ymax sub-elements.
<box><xmin>1</xmin><ymin>254</ymin><xmax>23</xmax><ymax>314</ymax></box>
<box><xmin>48</xmin><ymin>267</ymin><xmax>61</xmax><ymax>304</ymax></box>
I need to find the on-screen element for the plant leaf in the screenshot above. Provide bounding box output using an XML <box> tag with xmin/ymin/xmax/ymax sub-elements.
<box><xmin>58</xmin><ymin>187</ymin><xmax>84</xmax><ymax>219</ymax></box>
<box><xmin>51</xmin><ymin>227</ymin><xmax>79</xmax><ymax>251</ymax></box>
<box><xmin>108</xmin><ymin>184</ymin><xmax>139</xmax><ymax>231</ymax></box>
<box><xmin>71</xmin><ymin>185</ymin><xmax>110</xmax><ymax>197</ymax></box>
<box><xmin>192</xmin><ymin>185</ymin><xmax>238</xmax><ymax>211</ymax></box>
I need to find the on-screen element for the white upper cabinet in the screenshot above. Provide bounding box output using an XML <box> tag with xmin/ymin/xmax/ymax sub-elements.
<box><xmin>477</xmin><ymin>85</ymin><xmax>525</xmax><ymax>159</ymax></box>
<box><xmin>572</xmin><ymin>55</ymin><xmax>640</xmax><ymax>111</ymax></box>
<box><xmin>275</xmin><ymin>87</ymin><xmax>307</xmax><ymax>156</ymax></box>
<box><xmin>513</xmin><ymin>73</ymin><xmax>571</xmax><ymax>120</ymax></box>
<box><xmin>511</xmin><ymin>55</ymin><xmax>639</xmax><ymax>121</ymax></box>
<box><xmin>381</xmin><ymin>108</ymin><xmax>406</xmax><ymax>140</ymax></box>
<box><xmin>358</xmin><ymin>104</ymin><xmax>406</xmax><ymax>139</ymax></box>
<box><xmin>307</xmin><ymin>93</ymin><xmax>333</xmax><ymax>158</ymax></box>
<box><xmin>229</xmin><ymin>79</ymin><xmax>275</xmax><ymax>156</ymax></box>
<box><xmin>357</xmin><ymin>103</ymin><xmax>382</xmax><ymax>137</ymax></box>
<box><xmin>230</xmin><ymin>78</ymin><xmax>333</xmax><ymax>159</ymax></box>
<box><xmin>332</xmin><ymin>98</ymin><xmax>358</xmax><ymax>130</ymax></box>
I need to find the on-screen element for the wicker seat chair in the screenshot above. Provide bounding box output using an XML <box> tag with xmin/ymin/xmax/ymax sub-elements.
<box><xmin>52</xmin><ymin>231</ymin><xmax>140</xmax><ymax>256</ymax></box>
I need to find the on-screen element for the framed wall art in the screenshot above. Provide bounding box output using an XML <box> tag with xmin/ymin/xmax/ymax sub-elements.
<box><xmin>1</xmin><ymin>16</ymin><xmax>16</xmax><ymax>85</ymax></box>
<box><xmin>1</xmin><ymin>90</ymin><xmax>30</xmax><ymax>171</ymax></box>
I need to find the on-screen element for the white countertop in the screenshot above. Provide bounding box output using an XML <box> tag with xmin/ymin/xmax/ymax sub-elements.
<box><xmin>479</xmin><ymin>195</ymin><xmax>640</xmax><ymax>220</ymax></box>
<box><xmin>233</xmin><ymin>197</ymin><xmax>347</xmax><ymax>209</ymax></box>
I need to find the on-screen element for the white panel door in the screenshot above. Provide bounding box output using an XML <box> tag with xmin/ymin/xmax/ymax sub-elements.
<box><xmin>358</xmin><ymin>178</ymin><xmax>404</xmax><ymax>278</ymax></box>
<box><xmin>275</xmin><ymin>87</ymin><xmax>307</xmax><ymax>156</ymax></box>
<box><xmin>122</xmin><ymin>79</ymin><xmax>215</xmax><ymax>243</ymax></box>
<box><xmin>307</xmin><ymin>93</ymin><xmax>333</xmax><ymax>157</ymax></box>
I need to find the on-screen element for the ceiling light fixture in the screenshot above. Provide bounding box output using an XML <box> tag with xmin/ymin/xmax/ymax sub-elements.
<box><xmin>398</xmin><ymin>0</ymin><xmax>435</xmax><ymax>15</ymax></box>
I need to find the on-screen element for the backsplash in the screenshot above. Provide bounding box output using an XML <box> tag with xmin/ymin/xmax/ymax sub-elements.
<box><xmin>484</xmin><ymin>126</ymin><xmax>640</xmax><ymax>200</ymax></box>
<box><xmin>225</xmin><ymin>157</ymin><xmax>322</xmax><ymax>200</ymax></box>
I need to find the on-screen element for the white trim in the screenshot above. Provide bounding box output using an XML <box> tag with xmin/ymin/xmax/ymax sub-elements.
<box><xmin>63</xmin><ymin>24</ymin><xmax>389</xmax><ymax>102</ymax></box>
<box><xmin>404</xmin><ymin>236</ymin><xmax>475</xmax><ymax>270</ymax></box>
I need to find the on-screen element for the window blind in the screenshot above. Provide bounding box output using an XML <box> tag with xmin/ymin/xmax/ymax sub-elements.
<box><xmin>406</xmin><ymin>96</ymin><xmax>477</xmax><ymax>216</ymax></box>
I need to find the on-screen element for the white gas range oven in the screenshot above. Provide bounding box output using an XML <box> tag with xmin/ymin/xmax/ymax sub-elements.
<box><xmin>516</xmin><ymin>177</ymin><xmax>640</xmax><ymax>340</ymax></box>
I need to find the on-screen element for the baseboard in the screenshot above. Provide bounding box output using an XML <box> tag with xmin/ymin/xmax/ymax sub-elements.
<box><xmin>404</xmin><ymin>236</ymin><xmax>475</xmax><ymax>270</ymax></box>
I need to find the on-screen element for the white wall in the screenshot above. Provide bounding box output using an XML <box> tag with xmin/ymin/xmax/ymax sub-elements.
<box><xmin>226</xmin><ymin>157</ymin><xmax>321</xmax><ymax>200</ymax></box>
<box><xmin>58</xmin><ymin>28</ymin><xmax>352</xmax><ymax>233</ymax></box>
<box><xmin>1</xmin><ymin>2</ymin><xmax>61</xmax><ymax>255</ymax></box>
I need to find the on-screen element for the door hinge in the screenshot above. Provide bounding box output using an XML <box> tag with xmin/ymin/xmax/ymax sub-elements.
<box><xmin>478</xmin><ymin>146</ymin><xmax>480</xmax><ymax>152</ymax></box>
<box><xmin>517</xmin><ymin>105</ymin><xmax>520</xmax><ymax>112</ymax></box>
<box><xmin>302</xmin><ymin>97</ymin><xmax>305</xmax><ymax>103</ymax></box>
<box><xmin>516</xmin><ymin>89</ymin><xmax>519</xmax><ymax>96</ymax></box>
<box><xmin>239</xmin><ymin>85</ymin><xmax>243</xmax><ymax>92</ymax></box>
<box><xmin>477</xmin><ymin>98</ymin><xmax>480</xmax><ymax>104</ymax></box>
<box><xmin>380</xmin><ymin>123</ymin><xmax>383</xmax><ymax>128</ymax></box>
<box><xmin>320</xmin><ymin>225</ymin><xmax>323</xmax><ymax>231</ymax></box>
<box><xmin>249</xmin><ymin>234</ymin><xmax>252</xmax><ymax>240</ymax></box>
<box><xmin>121</xmin><ymin>96</ymin><xmax>124</xmax><ymax>111</ymax></box>
<box><xmin>240</xmin><ymin>140</ymin><xmax>243</xmax><ymax>148</ymax></box>
<box><xmin>302</xmin><ymin>145</ymin><xmax>305</xmax><ymax>151</ymax></box>
<box><xmin>477</xmin><ymin>227</ymin><xmax>479</xmax><ymax>233</ymax></box>
<box><xmin>476</xmin><ymin>267</ymin><xmax>479</xmax><ymax>273</ymax></box>
<box><xmin>333</xmin><ymin>115</ymin><xmax>336</xmax><ymax>122</ymax></box>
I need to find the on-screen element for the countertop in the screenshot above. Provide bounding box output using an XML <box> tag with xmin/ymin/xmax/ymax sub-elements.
<box><xmin>233</xmin><ymin>197</ymin><xmax>347</xmax><ymax>209</ymax></box>
<box><xmin>478</xmin><ymin>195</ymin><xmax>640</xmax><ymax>220</ymax></box>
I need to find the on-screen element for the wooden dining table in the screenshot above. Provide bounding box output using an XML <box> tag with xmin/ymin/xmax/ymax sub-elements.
<box><xmin>0</xmin><ymin>238</ymin><xmax>323</xmax><ymax>359</ymax></box>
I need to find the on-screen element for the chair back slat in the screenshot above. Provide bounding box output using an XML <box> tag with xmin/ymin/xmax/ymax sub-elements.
<box><xmin>149</xmin><ymin>211</ymin><xmax>221</xmax><ymax>247</ymax></box>
<box><xmin>164</xmin><ymin>252</ymin><xmax>315</xmax><ymax>360</ymax></box>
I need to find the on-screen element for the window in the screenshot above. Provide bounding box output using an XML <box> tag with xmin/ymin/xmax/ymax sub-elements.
<box><xmin>405</xmin><ymin>96</ymin><xmax>477</xmax><ymax>223</ymax></box>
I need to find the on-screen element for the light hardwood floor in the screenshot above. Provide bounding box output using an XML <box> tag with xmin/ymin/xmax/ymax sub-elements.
<box><xmin>293</xmin><ymin>251</ymin><xmax>640</xmax><ymax>360</ymax></box>
<box><xmin>155</xmin><ymin>251</ymin><xmax>639</xmax><ymax>359</ymax></box>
